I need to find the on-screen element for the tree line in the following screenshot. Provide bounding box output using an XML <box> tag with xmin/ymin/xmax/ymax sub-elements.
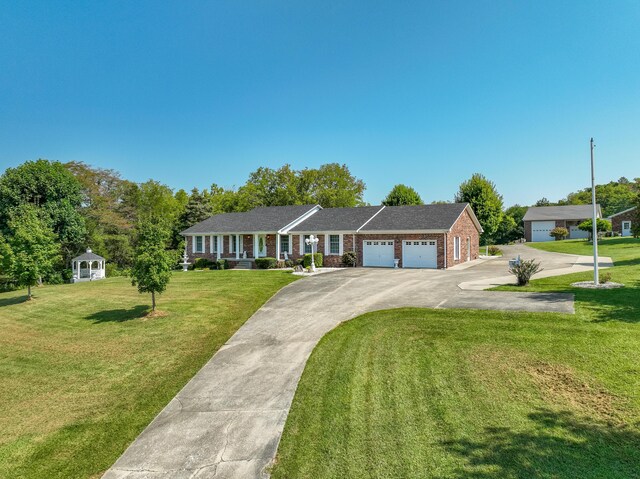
<box><xmin>0</xmin><ymin>158</ymin><xmax>638</xmax><ymax>299</ymax></box>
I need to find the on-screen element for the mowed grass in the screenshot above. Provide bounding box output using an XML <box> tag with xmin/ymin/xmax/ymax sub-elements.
<box><xmin>497</xmin><ymin>237</ymin><xmax>640</xmax><ymax>323</ymax></box>
<box><xmin>272</xmin><ymin>238</ymin><xmax>640</xmax><ymax>479</ymax></box>
<box><xmin>0</xmin><ymin>270</ymin><xmax>297</xmax><ymax>479</ymax></box>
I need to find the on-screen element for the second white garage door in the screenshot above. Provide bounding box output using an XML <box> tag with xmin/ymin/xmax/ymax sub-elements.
<box><xmin>402</xmin><ymin>240</ymin><xmax>437</xmax><ymax>268</ymax></box>
<box><xmin>531</xmin><ymin>221</ymin><xmax>556</xmax><ymax>242</ymax></box>
<box><xmin>362</xmin><ymin>240</ymin><xmax>395</xmax><ymax>267</ymax></box>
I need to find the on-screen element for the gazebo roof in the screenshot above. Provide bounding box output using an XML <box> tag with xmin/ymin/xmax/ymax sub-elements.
<box><xmin>73</xmin><ymin>249</ymin><xmax>105</xmax><ymax>261</ymax></box>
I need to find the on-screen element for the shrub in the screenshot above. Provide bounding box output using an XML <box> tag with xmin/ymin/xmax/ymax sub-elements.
<box><xmin>215</xmin><ymin>259</ymin><xmax>229</xmax><ymax>270</ymax></box>
<box><xmin>105</xmin><ymin>263</ymin><xmax>128</xmax><ymax>277</ymax></box>
<box><xmin>509</xmin><ymin>259</ymin><xmax>543</xmax><ymax>286</ymax></box>
<box><xmin>303</xmin><ymin>253</ymin><xmax>323</xmax><ymax>268</ymax></box>
<box><xmin>342</xmin><ymin>251</ymin><xmax>357</xmax><ymax>267</ymax></box>
<box><xmin>549</xmin><ymin>227</ymin><xmax>569</xmax><ymax>240</ymax></box>
<box><xmin>600</xmin><ymin>271</ymin><xmax>612</xmax><ymax>283</ymax></box>
<box><xmin>193</xmin><ymin>258</ymin><xmax>213</xmax><ymax>269</ymax></box>
<box><xmin>578</xmin><ymin>219</ymin><xmax>611</xmax><ymax>238</ymax></box>
<box><xmin>487</xmin><ymin>246</ymin><xmax>502</xmax><ymax>256</ymax></box>
<box><xmin>284</xmin><ymin>259</ymin><xmax>294</xmax><ymax>268</ymax></box>
<box><xmin>255</xmin><ymin>257</ymin><xmax>277</xmax><ymax>269</ymax></box>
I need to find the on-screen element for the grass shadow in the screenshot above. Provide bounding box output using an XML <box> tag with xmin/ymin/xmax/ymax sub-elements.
<box><xmin>0</xmin><ymin>295</ymin><xmax>29</xmax><ymax>307</ymax></box>
<box><xmin>85</xmin><ymin>305</ymin><xmax>149</xmax><ymax>323</ymax></box>
<box><xmin>440</xmin><ymin>408</ymin><xmax>640</xmax><ymax>478</ymax></box>
<box><xmin>572</xmin><ymin>278</ymin><xmax>640</xmax><ymax>323</ymax></box>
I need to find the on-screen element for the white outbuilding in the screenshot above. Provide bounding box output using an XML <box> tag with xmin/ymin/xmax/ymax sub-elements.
<box><xmin>71</xmin><ymin>249</ymin><xmax>106</xmax><ymax>283</ymax></box>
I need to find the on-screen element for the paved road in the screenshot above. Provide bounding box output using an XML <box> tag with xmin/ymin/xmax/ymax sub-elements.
<box><xmin>104</xmin><ymin>245</ymin><xmax>599</xmax><ymax>479</ymax></box>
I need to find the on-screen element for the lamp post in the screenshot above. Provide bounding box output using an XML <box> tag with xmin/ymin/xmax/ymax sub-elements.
<box><xmin>590</xmin><ymin>138</ymin><xmax>599</xmax><ymax>286</ymax></box>
<box><xmin>305</xmin><ymin>235</ymin><xmax>320</xmax><ymax>272</ymax></box>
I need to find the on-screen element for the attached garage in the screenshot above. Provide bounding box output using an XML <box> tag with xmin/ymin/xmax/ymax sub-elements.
<box><xmin>402</xmin><ymin>240</ymin><xmax>437</xmax><ymax>268</ymax></box>
<box><xmin>569</xmin><ymin>225</ymin><xmax>589</xmax><ymax>239</ymax></box>
<box><xmin>531</xmin><ymin>221</ymin><xmax>556</xmax><ymax>242</ymax></box>
<box><xmin>362</xmin><ymin>240</ymin><xmax>395</xmax><ymax>267</ymax></box>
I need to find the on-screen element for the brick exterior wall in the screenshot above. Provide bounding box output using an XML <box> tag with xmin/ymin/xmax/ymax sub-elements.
<box><xmin>611</xmin><ymin>208</ymin><xmax>636</xmax><ymax>235</ymax></box>
<box><xmin>184</xmin><ymin>208</ymin><xmax>481</xmax><ymax>269</ymax></box>
<box><xmin>524</xmin><ymin>221</ymin><xmax>532</xmax><ymax>243</ymax></box>
<box><xmin>446</xmin><ymin>208</ymin><xmax>480</xmax><ymax>267</ymax></box>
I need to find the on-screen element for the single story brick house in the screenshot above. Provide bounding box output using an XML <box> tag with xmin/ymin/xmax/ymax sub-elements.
<box><xmin>180</xmin><ymin>203</ymin><xmax>483</xmax><ymax>269</ymax></box>
<box><xmin>608</xmin><ymin>206</ymin><xmax>636</xmax><ymax>237</ymax></box>
<box><xmin>523</xmin><ymin>204</ymin><xmax>602</xmax><ymax>242</ymax></box>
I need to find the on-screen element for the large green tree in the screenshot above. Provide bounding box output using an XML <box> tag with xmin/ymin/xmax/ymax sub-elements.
<box><xmin>302</xmin><ymin>163</ymin><xmax>366</xmax><ymax>208</ymax></box>
<box><xmin>65</xmin><ymin>161</ymin><xmax>136</xmax><ymax>268</ymax></box>
<box><xmin>174</xmin><ymin>188</ymin><xmax>215</xmax><ymax>247</ymax></box>
<box><xmin>455</xmin><ymin>174</ymin><xmax>504</xmax><ymax>244</ymax></box>
<box><xmin>563</xmin><ymin>178</ymin><xmax>637</xmax><ymax>217</ymax></box>
<box><xmin>131</xmin><ymin>221</ymin><xmax>174</xmax><ymax>311</ymax></box>
<box><xmin>0</xmin><ymin>159</ymin><xmax>86</xmax><ymax>263</ymax></box>
<box><xmin>208</xmin><ymin>163</ymin><xmax>366</xmax><ymax>212</ymax></box>
<box><xmin>6</xmin><ymin>205</ymin><xmax>61</xmax><ymax>299</ymax></box>
<box><xmin>382</xmin><ymin>184</ymin><xmax>424</xmax><ymax>206</ymax></box>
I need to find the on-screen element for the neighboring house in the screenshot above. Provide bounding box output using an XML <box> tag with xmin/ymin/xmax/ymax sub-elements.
<box><xmin>608</xmin><ymin>206</ymin><xmax>637</xmax><ymax>237</ymax></box>
<box><xmin>523</xmin><ymin>204</ymin><xmax>602</xmax><ymax>242</ymax></box>
<box><xmin>181</xmin><ymin>203</ymin><xmax>482</xmax><ymax>269</ymax></box>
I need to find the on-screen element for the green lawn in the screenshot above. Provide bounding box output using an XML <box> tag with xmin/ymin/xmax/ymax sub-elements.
<box><xmin>526</xmin><ymin>236</ymin><xmax>640</xmax><ymax>264</ymax></box>
<box><xmin>0</xmin><ymin>270</ymin><xmax>297</xmax><ymax>479</ymax></box>
<box><xmin>272</xmin><ymin>238</ymin><xmax>640</xmax><ymax>478</ymax></box>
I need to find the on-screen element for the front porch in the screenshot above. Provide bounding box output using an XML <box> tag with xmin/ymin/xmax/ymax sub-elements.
<box><xmin>193</xmin><ymin>233</ymin><xmax>293</xmax><ymax>262</ymax></box>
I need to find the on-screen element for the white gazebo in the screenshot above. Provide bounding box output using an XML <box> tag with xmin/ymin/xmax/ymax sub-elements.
<box><xmin>71</xmin><ymin>248</ymin><xmax>106</xmax><ymax>283</ymax></box>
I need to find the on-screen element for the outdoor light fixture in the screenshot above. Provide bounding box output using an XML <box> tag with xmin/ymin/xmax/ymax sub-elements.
<box><xmin>305</xmin><ymin>234</ymin><xmax>320</xmax><ymax>272</ymax></box>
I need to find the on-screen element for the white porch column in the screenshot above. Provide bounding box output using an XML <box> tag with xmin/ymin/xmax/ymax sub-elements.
<box><xmin>217</xmin><ymin>235</ymin><xmax>221</xmax><ymax>260</ymax></box>
<box><xmin>88</xmin><ymin>261</ymin><xmax>92</xmax><ymax>280</ymax></box>
<box><xmin>276</xmin><ymin>234</ymin><xmax>281</xmax><ymax>260</ymax></box>
<box><xmin>253</xmin><ymin>234</ymin><xmax>259</xmax><ymax>259</ymax></box>
<box><xmin>235</xmin><ymin>235</ymin><xmax>240</xmax><ymax>260</ymax></box>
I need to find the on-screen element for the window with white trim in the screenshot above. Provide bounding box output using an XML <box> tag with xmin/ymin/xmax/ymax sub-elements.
<box><xmin>622</xmin><ymin>221</ymin><xmax>631</xmax><ymax>229</ymax></box>
<box><xmin>210</xmin><ymin>235</ymin><xmax>217</xmax><ymax>253</ymax></box>
<box><xmin>280</xmin><ymin>235</ymin><xmax>290</xmax><ymax>253</ymax></box>
<box><xmin>195</xmin><ymin>236</ymin><xmax>204</xmax><ymax>253</ymax></box>
<box><xmin>454</xmin><ymin>236</ymin><xmax>461</xmax><ymax>261</ymax></box>
<box><xmin>303</xmin><ymin>235</ymin><xmax>312</xmax><ymax>254</ymax></box>
<box><xmin>230</xmin><ymin>235</ymin><xmax>238</xmax><ymax>254</ymax></box>
<box><xmin>329</xmin><ymin>235</ymin><xmax>340</xmax><ymax>254</ymax></box>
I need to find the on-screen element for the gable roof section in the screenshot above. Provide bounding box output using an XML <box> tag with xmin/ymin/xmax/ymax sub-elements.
<box><xmin>289</xmin><ymin>206</ymin><xmax>385</xmax><ymax>232</ymax></box>
<box><xmin>359</xmin><ymin>203</ymin><xmax>477</xmax><ymax>232</ymax></box>
<box><xmin>608</xmin><ymin>206</ymin><xmax>637</xmax><ymax>218</ymax></box>
<box><xmin>181</xmin><ymin>204</ymin><xmax>320</xmax><ymax>234</ymax></box>
<box><xmin>523</xmin><ymin>205</ymin><xmax>602</xmax><ymax>221</ymax></box>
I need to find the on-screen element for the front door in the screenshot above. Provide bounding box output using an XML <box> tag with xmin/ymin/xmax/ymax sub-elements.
<box><xmin>258</xmin><ymin>235</ymin><xmax>268</xmax><ymax>257</ymax></box>
<box><xmin>622</xmin><ymin>221</ymin><xmax>632</xmax><ymax>237</ymax></box>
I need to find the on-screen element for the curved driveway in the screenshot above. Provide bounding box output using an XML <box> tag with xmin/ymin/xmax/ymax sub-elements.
<box><xmin>104</xmin><ymin>245</ymin><xmax>610</xmax><ymax>478</ymax></box>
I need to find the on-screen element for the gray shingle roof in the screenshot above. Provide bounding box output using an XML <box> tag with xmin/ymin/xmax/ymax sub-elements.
<box><xmin>182</xmin><ymin>203</ymin><xmax>482</xmax><ymax>235</ymax></box>
<box><xmin>181</xmin><ymin>205</ymin><xmax>319</xmax><ymax>234</ymax></box>
<box><xmin>289</xmin><ymin>206</ymin><xmax>385</xmax><ymax>232</ymax></box>
<box><xmin>523</xmin><ymin>205</ymin><xmax>602</xmax><ymax>221</ymax></box>
<box><xmin>359</xmin><ymin>203</ymin><xmax>472</xmax><ymax>231</ymax></box>
<box><xmin>73</xmin><ymin>249</ymin><xmax>105</xmax><ymax>261</ymax></box>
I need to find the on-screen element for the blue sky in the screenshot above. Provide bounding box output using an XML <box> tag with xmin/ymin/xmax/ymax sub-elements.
<box><xmin>1</xmin><ymin>1</ymin><xmax>639</xmax><ymax>206</ymax></box>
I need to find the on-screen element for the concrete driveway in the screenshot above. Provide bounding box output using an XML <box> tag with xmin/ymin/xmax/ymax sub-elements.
<box><xmin>104</xmin><ymin>245</ymin><xmax>607</xmax><ymax>479</ymax></box>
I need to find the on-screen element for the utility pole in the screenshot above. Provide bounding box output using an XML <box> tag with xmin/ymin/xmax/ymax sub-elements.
<box><xmin>590</xmin><ymin>138</ymin><xmax>599</xmax><ymax>285</ymax></box>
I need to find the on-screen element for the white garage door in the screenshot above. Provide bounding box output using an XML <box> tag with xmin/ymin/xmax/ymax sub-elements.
<box><xmin>403</xmin><ymin>240</ymin><xmax>437</xmax><ymax>268</ymax></box>
<box><xmin>362</xmin><ymin>240</ymin><xmax>395</xmax><ymax>267</ymax></box>
<box><xmin>569</xmin><ymin>226</ymin><xmax>589</xmax><ymax>239</ymax></box>
<box><xmin>531</xmin><ymin>221</ymin><xmax>556</xmax><ymax>242</ymax></box>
